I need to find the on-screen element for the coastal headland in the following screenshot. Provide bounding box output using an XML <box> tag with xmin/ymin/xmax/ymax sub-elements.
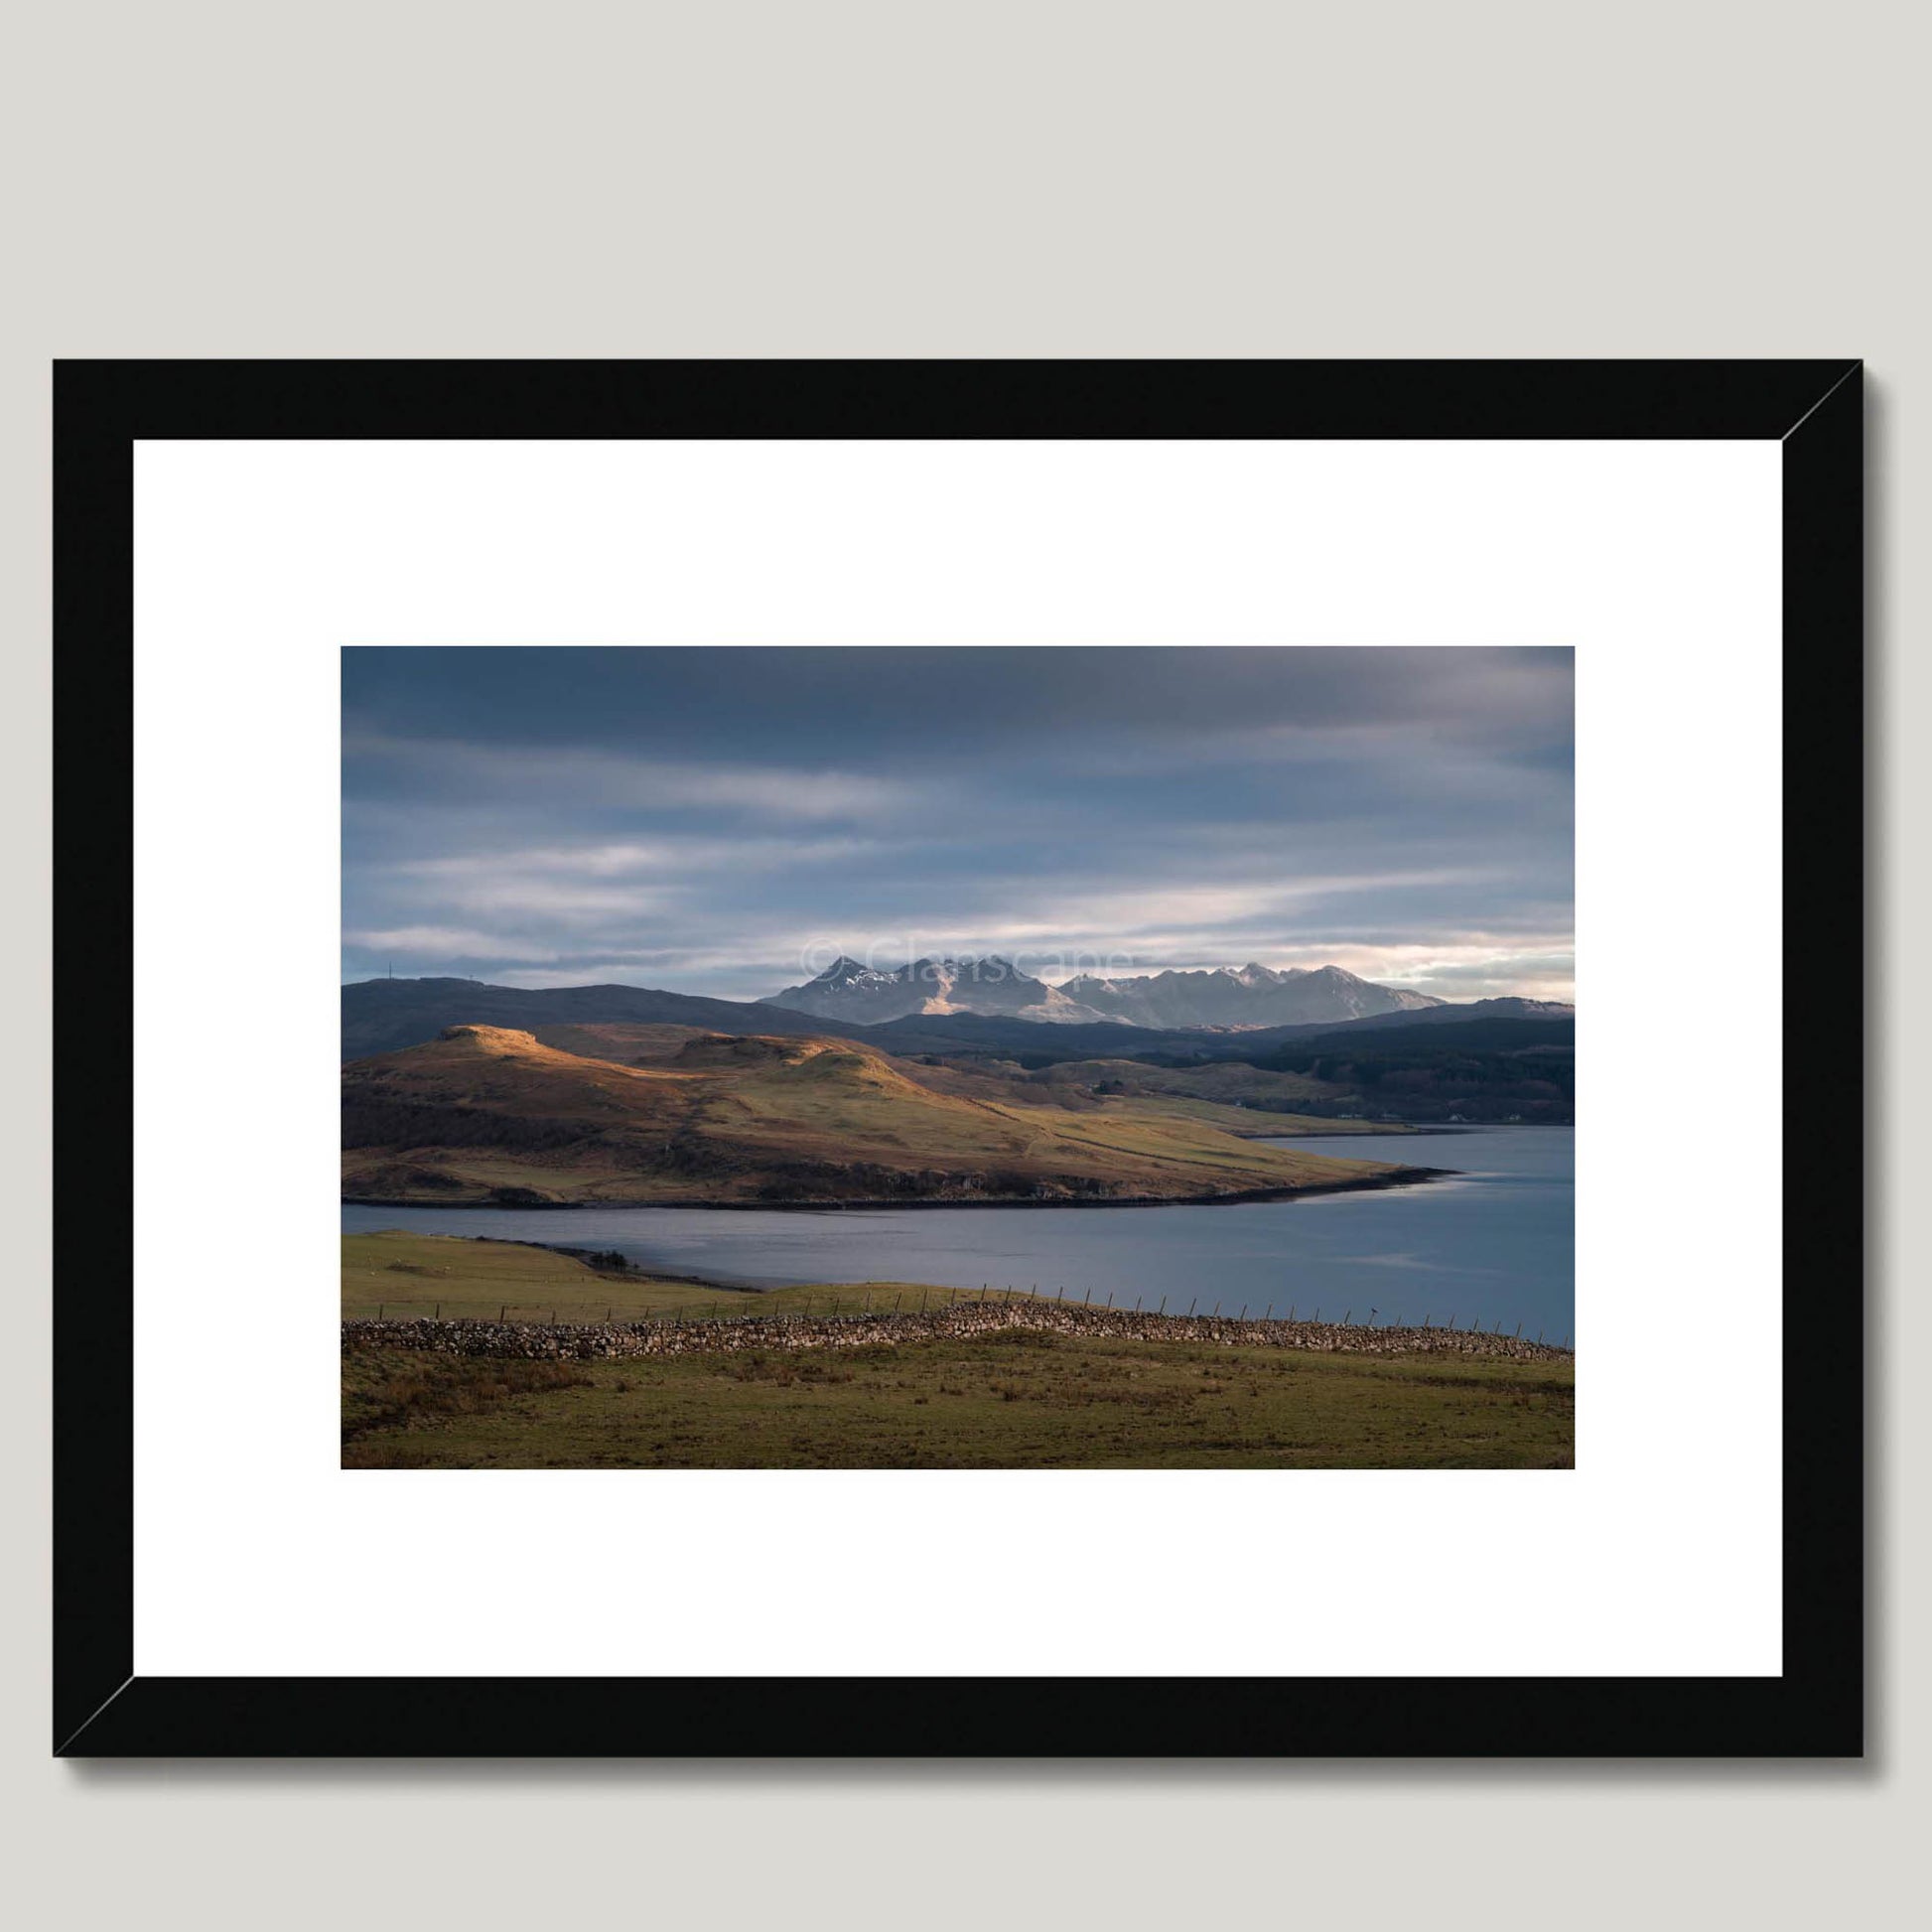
<box><xmin>341</xmin><ymin>1022</ymin><xmax>1422</xmax><ymax>1208</ymax></box>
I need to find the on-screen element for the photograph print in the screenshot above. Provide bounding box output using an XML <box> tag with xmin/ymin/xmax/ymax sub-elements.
<box><xmin>342</xmin><ymin>644</ymin><xmax>1575</xmax><ymax>1470</ymax></box>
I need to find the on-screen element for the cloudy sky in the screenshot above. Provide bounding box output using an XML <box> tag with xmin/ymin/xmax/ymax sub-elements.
<box><xmin>343</xmin><ymin>646</ymin><xmax>1574</xmax><ymax>1004</ymax></box>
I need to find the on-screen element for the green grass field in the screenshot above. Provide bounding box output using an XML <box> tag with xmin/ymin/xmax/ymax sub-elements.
<box><xmin>343</xmin><ymin>1229</ymin><xmax>1007</xmax><ymax>1323</ymax></box>
<box><xmin>343</xmin><ymin>1230</ymin><xmax>1573</xmax><ymax>1468</ymax></box>
<box><xmin>343</xmin><ymin>1326</ymin><xmax>1574</xmax><ymax>1469</ymax></box>
<box><xmin>1058</xmin><ymin>1093</ymin><xmax>1400</xmax><ymax>1139</ymax></box>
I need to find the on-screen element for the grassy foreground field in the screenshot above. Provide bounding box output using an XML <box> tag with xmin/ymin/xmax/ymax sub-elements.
<box><xmin>344</xmin><ymin>1328</ymin><xmax>1573</xmax><ymax>1469</ymax></box>
<box><xmin>343</xmin><ymin>1230</ymin><xmax>1040</xmax><ymax>1322</ymax></box>
<box><xmin>345</xmin><ymin>1229</ymin><xmax>718</xmax><ymax>1321</ymax></box>
<box><xmin>343</xmin><ymin>1232</ymin><xmax>1573</xmax><ymax>1469</ymax></box>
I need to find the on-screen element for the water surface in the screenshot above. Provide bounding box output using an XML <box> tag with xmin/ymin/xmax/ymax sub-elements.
<box><xmin>342</xmin><ymin>1125</ymin><xmax>1574</xmax><ymax>1340</ymax></box>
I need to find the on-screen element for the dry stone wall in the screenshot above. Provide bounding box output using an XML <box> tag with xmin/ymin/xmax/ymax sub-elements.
<box><xmin>343</xmin><ymin>1300</ymin><xmax>1572</xmax><ymax>1364</ymax></box>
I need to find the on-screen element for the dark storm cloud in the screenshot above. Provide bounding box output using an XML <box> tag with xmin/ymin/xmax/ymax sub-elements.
<box><xmin>342</xmin><ymin>647</ymin><xmax>1574</xmax><ymax>1002</ymax></box>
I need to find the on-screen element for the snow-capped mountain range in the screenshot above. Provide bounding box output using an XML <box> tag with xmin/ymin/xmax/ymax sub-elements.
<box><xmin>761</xmin><ymin>956</ymin><xmax>1446</xmax><ymax>1030</ymax></box>
<box><xmin>1061</xmin><ymin>962</ymin><xmax>1444</xmax><ymax>1029</ymax></box>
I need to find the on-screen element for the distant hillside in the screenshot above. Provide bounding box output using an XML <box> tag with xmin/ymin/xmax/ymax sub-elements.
<box><xmin>345</xmin><ymin>975</ymin><xmax>1225</xmax><ymax>1062</ymax></box>
<box><xmin>1254</xmin><ymin>1015</ymin><xmax>1576</xmax><ymax>1056</ymax></box>
<box><xmin>345</xmin><ymin>975</ymin><xmax>1575</xmax><ymax>1074</ymax></box>
<box><xmin>1242</xmin><ymin>1017</ymin><xmax>1576</xmax><ymax>1123</ymax></box>
<box><xmin>864</xmin><ymin>1010</ymin><xmax>1224</xmax><ymax>1060</ymax></box>
<box><xmin>341</xmin><ymin>1024</ymin><xmax>1414</xmax><ymax>1205</ymax></box>
<box><xmin>343</xmin><ymin>976</ymin><xmax>878</xmax><ymax>1061</ymax></box>
<box><xmin>1284</xmin><ymin>996</ymin><xmax>1574</xmax><ymax>1035</ymax></box>
<box><xmin>860</xmin><ymin>1000</ymin><xmax>1575</xmax><ymax>1066</ymax></box>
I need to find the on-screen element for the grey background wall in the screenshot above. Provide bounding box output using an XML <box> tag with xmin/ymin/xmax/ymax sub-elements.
<box><xmin>1</xmin><ymin>3</ymin><xmax>1920</xmax><ymax>1927</ymax></box>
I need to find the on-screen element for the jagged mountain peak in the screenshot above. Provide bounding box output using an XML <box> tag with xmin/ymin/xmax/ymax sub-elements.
<box><xmin>768</xmin><ymin>953</ymin><xmax>1445</xmax><ymax>1030</ymax></box>
<box><xmin>766</xmin><ymin>952</ymin><xmax>1101</xmax><ymax>1026</ymax></box>
<box><xmin>816</xmin><ymin>955</ymin><xmax>885</xmax><ymax>982</ymax></box>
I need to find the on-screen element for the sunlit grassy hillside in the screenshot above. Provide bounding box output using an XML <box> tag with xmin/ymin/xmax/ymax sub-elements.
<box><xmin>342</xmin><ymin>1025</ymin><xmax>1416</xmax><ymax>1205</ymax></box>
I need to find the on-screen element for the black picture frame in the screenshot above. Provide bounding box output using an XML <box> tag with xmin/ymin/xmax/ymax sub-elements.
<box><xmin>54</xmin><ymin>359</ymin><xmax>1863</xmax><ymax>1757</ymax></box>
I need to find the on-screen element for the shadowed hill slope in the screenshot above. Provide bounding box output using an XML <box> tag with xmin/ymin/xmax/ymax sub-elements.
<box><xmin>345</xmin><ymin>975</ymin><xmax>1573</xmax><ymax>1072</ymax></box>
<box><xmin>342</xmin><ymin>976</ymin><xmax>880</xmax><ymax>1061</ymax></box>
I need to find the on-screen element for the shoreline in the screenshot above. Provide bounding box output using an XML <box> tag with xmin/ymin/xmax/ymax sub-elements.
<box><xmin>342</xmin><ymin>1165</ymin><xmax>1455</xmax><ymax>1214</ymax></box>
<box><xmin>1233</xmin><ymin>1122</ymin><xmax>1570</xmax><ymax>1139</ymax></box>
